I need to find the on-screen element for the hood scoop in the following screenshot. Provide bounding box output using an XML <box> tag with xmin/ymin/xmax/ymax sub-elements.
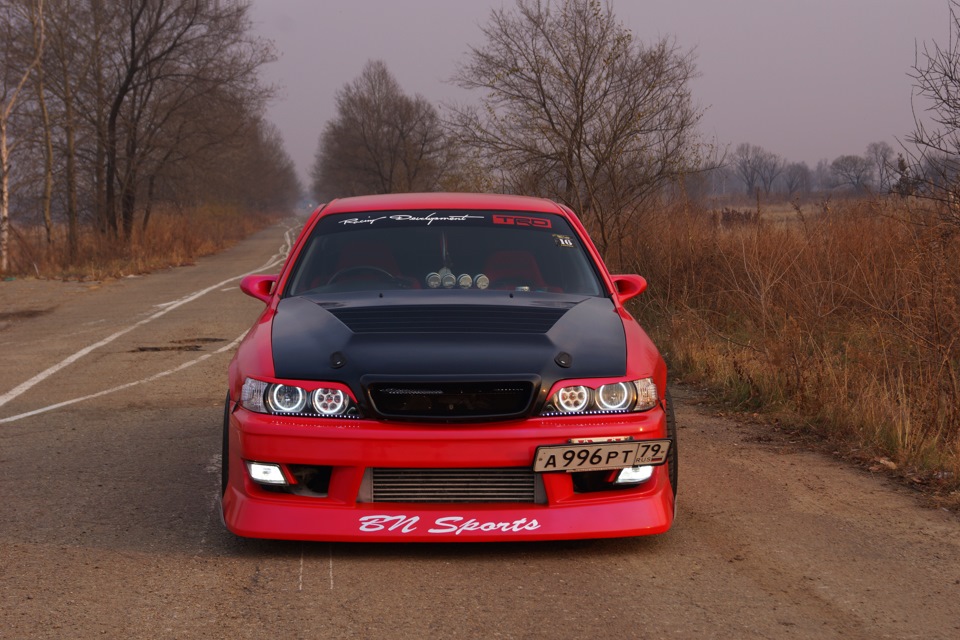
<box><xmin>327</xmin><ymin>304</ymin><xmax>570</xmax><ymax>334</ymax></box>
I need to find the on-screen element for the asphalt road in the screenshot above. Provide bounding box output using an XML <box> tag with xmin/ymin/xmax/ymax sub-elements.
<box><xmin>1</xmin><ymin>221</ymin><xmax>958</xmax><ymax>639</ymax></box>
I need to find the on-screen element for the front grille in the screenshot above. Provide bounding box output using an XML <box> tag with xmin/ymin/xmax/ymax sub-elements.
<box><xmin>367</xmin><ymin>381</ymin><xmax>534</xmax><ymax>421</ymax></box>
<box><xmin>329</xmin><ymin>305</ymin><xmax>568</xmax><ymax>334</ymax></box>
<box><xmin>370</xmin><ymin>468</ymin><xmax>540</xmax><ymax>503</ymax></box>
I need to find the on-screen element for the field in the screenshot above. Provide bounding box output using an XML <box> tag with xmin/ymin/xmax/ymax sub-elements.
<box><xmin>629</xmin><ymin>196</ymin><xmax>960</xmax><ymax>503</ymax></box>
<box><xmin>4</xmin><ymin>205</ymin><xmax>283</xmax><ymax>281</ymax></box>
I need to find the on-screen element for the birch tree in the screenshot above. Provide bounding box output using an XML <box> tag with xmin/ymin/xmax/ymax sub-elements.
<box><xmin>0</xmin><ymin>0</ymin><xmax>43</xmax><ymax>273</ymax></box>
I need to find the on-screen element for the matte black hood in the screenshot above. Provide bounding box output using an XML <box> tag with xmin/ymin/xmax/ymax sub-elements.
<box><xmin>271</xmin><ymin>292</ymin><xmax>627</xmax><ymax>390</ymax></box>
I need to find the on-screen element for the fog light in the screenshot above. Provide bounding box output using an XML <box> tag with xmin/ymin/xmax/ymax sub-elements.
<box><xmin>615</xmin><ymin>465</ymin><xmax>654</xmax><ymax>484</ymax></box>
<box><xmin>247</xmin><ymin>462</ymin><xmax>288</xmax><ymax>485</ymax></box>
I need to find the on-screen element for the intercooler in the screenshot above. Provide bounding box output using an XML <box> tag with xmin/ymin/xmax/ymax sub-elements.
<box><xmin>360</xmin><ymin>467</ymin><xmax>545</xmax><ymax>503</ymax></box>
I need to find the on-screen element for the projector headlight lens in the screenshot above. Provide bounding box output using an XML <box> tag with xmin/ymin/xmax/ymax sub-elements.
<box><xmin>556</xmin><ymin>385</ymin><xmax>591</xmax><ymax>413</ymax></box>
<box><xmin>268</xmin><ymin>384</ymin><xmax>307</xmax><ymax>413</ymax></box>
<box><xmin>313</xmin><ymin>388</ymin><xmax>347</xmax><ymax>416</ymax></box>
<box><xmin>596</xmin><ymin>382</ymin><xmax>635</xmax><ymax>411</ymax></box>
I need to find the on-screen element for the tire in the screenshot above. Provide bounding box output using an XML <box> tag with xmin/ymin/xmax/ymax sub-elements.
<box><xmin>221</xmin><ymin>392</ymin><xmax>231</xmax><ymax>498</ymax></box>
<box><xmin>665</xmin><ymin>388</ymin><xmax>679</xmax><ymax>497</ymax></box>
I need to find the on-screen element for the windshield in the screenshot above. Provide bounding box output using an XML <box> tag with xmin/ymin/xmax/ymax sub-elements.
<box><xmin>284</xmin><ymin>210</ymin><xmax>604</xmax><ymax>297</ymax></box>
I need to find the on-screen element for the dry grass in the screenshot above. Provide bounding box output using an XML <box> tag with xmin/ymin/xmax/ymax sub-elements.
<box><xmin>5</xmin><ymin>205</ymin><xmax>282</xmax><ymax>281</ymax></box>
<box><xmin>629</xmin><ymin>197</ymin><xmax>960</xmax><ymax>501</ymax></box>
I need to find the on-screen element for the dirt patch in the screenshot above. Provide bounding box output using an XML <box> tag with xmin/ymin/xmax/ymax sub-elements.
<box><xmin>0</xmin><ymin>308</ymin><xmax>54</xmax><ymax>321</ymax></box>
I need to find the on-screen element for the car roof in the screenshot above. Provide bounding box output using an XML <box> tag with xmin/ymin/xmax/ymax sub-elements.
<box><xmin>319</xmin><ymin>192</ymin><xmax>569</xmax><ymax>216</ymax></box>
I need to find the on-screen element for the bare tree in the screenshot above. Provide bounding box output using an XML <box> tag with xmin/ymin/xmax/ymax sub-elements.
<box><xmin>813</xmin><ymin>158</ymin><xmax>835</xmax><ymax>192</ymax></box>
<box><xmin>756</xmin><ymin>148</ymin><xmax>783</xmax><ymax>195</ymax></box>
<box><xmin>311</xmin><ymin>60</ymin><xmax>446</xmax><ymax>200</ymax></box>
<box><xmin>781</xmin><ymin>161</ymin><xmax>811</xmax><ymax>198</ymax></box>
<box><xmin>866</xmin><ymin>141</ymin><xmax>895</xmax><ymax>193</ymax></box>
<box><xmin>908</xmin><ymin>0</ymin><xmax>960</xmax><ymax>222</ymax></box>
<box><xmin>449</xmin><ymin>0</ymin><xmax>704</xmax><ymax>263</ymax></box>
<box><xmin>204</xmin><ymin>117</ymin><xmax>300</xmax><ymax>212</ymax></box>
<box><xmin>731</xmin><ymin>143</ymin><xmax>764</xmax><ymax>196</ymax></box>
<box><xmin>731</xmin><ymin>144</ymin><xmax>784</xmax><ymax>196</ymax></box>
<box><xmin>98</xmin><ymin>0</ymin><xmax>274</xmax><ymax>240</ymax></box>
<box><xmin>0</xmin><ymin>0</ymin><xmax>43</xmax><ymax>273</ymax></box>
<box><xmin>831</xmin><ymin>154</ymin><xmax>874</xmax><ymax>193</ymax></box>
<box><xmin>42</xmin><ymin>0</ymin><xmax>96</xmax><ymax>260</ymax></box>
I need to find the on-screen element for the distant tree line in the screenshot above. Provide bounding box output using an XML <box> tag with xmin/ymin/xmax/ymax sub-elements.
<box><xmin>696</xmin><ymin>136</ymin><xmax>955</xmax><ymax>202</ymax></box>
<box><xmin>310</xmin><ymin>0</ymin><xmax>960</xmax><ymax>255</ymax></box>
<box><xmin>0</xmin><ymin>0</ymin><xmax>301</xmax><ymax>272</ymax></box>
<box><xmin>696</xmin><ymin>140</ymin><xmax>911</xmax><ymax>199</ymax></box>
<box><xmin>312</xmin><ymin>0</ymin><xmax>710</xmax><ymax>265</ymax></box>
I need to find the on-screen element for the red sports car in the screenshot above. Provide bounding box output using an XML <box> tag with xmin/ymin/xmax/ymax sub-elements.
<box><xmin>222</xmin><ymin>192</ymin><xmax>676</xmax><ymax>541</ymax></box>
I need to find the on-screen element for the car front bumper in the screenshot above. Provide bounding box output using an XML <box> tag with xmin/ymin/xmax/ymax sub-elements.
<box><xmin>222</xmin><ymin>406</ymin><xmax>675</xmax><ymax>542</ymax></box>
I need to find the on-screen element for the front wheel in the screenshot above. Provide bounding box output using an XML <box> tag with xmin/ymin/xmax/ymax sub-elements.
<box><xmin>221</xmin><ymin>392</ymin><xmax>231</xmax><ymax>498</ymax></box>
<box><xmin>665</xmin><ymin>388</ymin><xmax>678</xmax><ymax>497</ymax></box>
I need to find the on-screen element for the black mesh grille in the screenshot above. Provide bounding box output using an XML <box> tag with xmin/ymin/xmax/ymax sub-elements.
<box><xmin>329</xmin><ymin>305</ymin><xmax>567</xmax><ymax>334</ymax></box>
<box><xmin>368</xmin><ymin>381</ymin><xmax>534</xmax><ymax>421</ymax></box>
<box><xmin>372</xmin><ymin>468</ymin><xmax>539</xmax><ymax>503</ymax></box>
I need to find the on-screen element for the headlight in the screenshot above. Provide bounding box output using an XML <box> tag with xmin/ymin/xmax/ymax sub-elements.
<box><xmin>268</xmin><ymin>385</ymin><xmax>307</xmax><ymax>413</ymax></box>
<box><xmin>313</xmin><ymin>388</ymin><xmax>347</xmax><ymax>415</ymax></box>
<box><xmin>596</xmin><ymin>382</ymin><xmax>634</xmax><ymax>411</ymax></box>
<box><xmin>241</xmin><ymin>378</ymin><xmax>360</xmax><ymax>418</ymax></box>
<box><xmin>543</xmin><ymin>378</ymin><xmax>659</xmax><ymax>415</ymax></box>
<box><xmin>556</xmin><ymin>385</ymin><xmax>591</xmax><ymax>412</ymax></box>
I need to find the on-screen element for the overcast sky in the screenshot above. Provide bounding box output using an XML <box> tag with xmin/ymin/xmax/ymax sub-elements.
<box><xmin>248</xmin><ymin>0</ymin><xmax>950</xmax><ymax>184</ymax></box>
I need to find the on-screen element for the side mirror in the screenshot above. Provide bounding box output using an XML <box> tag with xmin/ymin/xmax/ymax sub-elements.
<box><xmin>240</xmin><ymin>274</ymin><xmax>278</xmax><ymax>304</ymax></box>
<box><xmin>611</xmin><ymin>274</ymin><xmax>647</xmax><ymax>303</ymax></box>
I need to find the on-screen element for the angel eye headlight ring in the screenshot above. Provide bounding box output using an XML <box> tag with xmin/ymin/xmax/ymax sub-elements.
<box><xmin>268</xmin><ymin>384</ymin><xmax>307</xmax><ymax>413</ymax></box>
<box><xmin>556</xmin><ymin>385</ymin><xmax>591</xmax><ymax>413</ymax></box>
<box><xmin>312</xmin><ymin>388</ymin><xmax>347</xmax><ymax>415</ymax></box>
<box><xmin>596</xmin><ymin>382</ymin><xmax>635</xmax><ymax>411</ymax></box>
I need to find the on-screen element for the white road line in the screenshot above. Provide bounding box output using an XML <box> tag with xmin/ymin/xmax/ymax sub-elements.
<box><xmin>0</xmin><ymin>224</ymin><xmax>294</xmax><ymax>410</ymax></box>
<box><xmin>329</xmin><ymin>544</ymin><xmax>335</xmax><ymax>590</ymax></box>
<box><xmin>299</xmin><ymin>545</ymin><xmax>305</xmax><ymax>592</ymax></box>
<box><xmin>0</xmin><ymin>332</ymin><xmax>247</xmax><ymax>424</ymax></box>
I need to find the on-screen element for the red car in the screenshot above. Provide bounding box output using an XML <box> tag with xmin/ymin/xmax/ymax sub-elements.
<box><xmin>222</xmin><ymin>193</ymin><xmax>676</xmax><ymax>541</ymax></box>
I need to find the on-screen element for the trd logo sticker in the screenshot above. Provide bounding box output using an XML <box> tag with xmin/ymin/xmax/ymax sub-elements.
<box><xmin>492</xmin><ymin>214</ymin><xmax>553</xmax><ymax>229</ymax></box>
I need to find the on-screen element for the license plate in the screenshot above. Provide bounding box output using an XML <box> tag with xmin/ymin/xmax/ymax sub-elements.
<box><xmin>533</xmin><ymin>440</ymin><xmax>671</xmax><ymax>472</ymax></box>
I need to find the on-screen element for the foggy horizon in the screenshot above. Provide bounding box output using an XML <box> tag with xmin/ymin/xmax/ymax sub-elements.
<box><xmin>249</xmin><ymin>0</ymin><xmax>949</xmax><ymax>187</ymax></box>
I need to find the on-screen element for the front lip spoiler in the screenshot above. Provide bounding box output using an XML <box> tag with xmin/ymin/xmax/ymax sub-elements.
<box><xmin>222</xmin><ymin>476</ymin><xmax>675</xmax><ymax>542</ymax></box>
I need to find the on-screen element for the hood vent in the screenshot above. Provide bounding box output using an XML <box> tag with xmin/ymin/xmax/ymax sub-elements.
<box><xmin>328</xmin><ymin>304</ymin><xmax>568</xmax><ymax>334</ymax></box>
